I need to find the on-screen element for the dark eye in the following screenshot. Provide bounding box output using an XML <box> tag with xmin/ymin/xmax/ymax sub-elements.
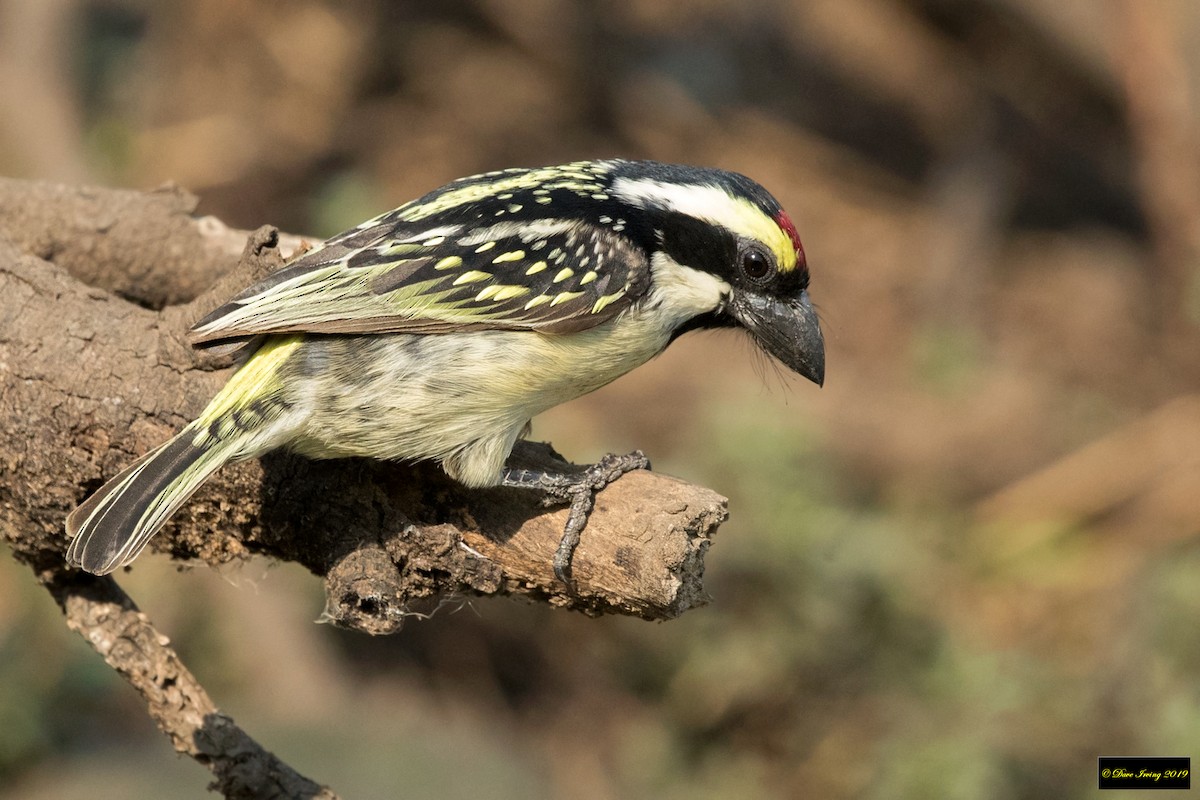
<box><xmin>740</xmin><ymin>248</ymin><xmax>772</xmax><ymax>280</ymax></box>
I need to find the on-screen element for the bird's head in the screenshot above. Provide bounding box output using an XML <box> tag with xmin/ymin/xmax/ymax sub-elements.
<box><xmin>607</xmin><ymin>162</ymin><xmax>825</xmax><ymax>386</ymax></box>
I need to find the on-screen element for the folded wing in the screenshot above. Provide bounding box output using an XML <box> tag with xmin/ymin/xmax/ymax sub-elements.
<box><xmin>190</xmin><ymin>213</ymin><xmax>650</xmax><ymax>348</ymax></box>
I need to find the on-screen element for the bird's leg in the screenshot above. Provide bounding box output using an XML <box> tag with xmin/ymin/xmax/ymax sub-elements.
<box><xmin>501</xmin><ymin>451</ymin><xmax>651</xmax><ymax>585</ymax></box>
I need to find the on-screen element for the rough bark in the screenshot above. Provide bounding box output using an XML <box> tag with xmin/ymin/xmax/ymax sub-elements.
<box><xmin>48</xmin><ymin>571</ymin><xmax>339</xmax><ymax>799</ymax></box>
<box><xmin>0</xmin><ymin>177</ymin><xmax>727</xmax><ymax>796</ymax></box>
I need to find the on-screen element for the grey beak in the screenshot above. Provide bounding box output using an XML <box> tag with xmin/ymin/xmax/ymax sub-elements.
<box><xmin>731</xmin><ymin>289</ymin><xmax>825</xmax><ymax>386</ymax></box>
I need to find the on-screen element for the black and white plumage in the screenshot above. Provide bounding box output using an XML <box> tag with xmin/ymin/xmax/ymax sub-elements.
<box><xmin>66</xmin><ymin>159</ymin><xmax>825</xmax><ymax>580</ymax></box>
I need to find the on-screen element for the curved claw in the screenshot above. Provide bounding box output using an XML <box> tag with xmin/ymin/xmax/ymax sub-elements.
<box><xmin>501</xmin><ymin>450</ymin><xmax>652</xmax><ymax>586</ymax></box>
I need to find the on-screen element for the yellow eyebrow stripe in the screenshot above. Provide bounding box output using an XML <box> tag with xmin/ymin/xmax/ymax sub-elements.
<box><xmin>611</xmin><ymin>177</ymin><xmax>798</xmax><ymax>271</ymax></box>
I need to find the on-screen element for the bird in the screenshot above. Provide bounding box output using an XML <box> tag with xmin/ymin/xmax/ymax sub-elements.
<box><xmin>65</xmin><ymin>159</ymin><xmax>825</xmax><ymax>583</ymax></box>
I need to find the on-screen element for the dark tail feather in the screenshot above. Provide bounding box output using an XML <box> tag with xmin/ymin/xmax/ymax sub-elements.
<box><xmin>65</xmin><ymin>428</ymin><xmax>232</xmax><ymax>575</ymax></box>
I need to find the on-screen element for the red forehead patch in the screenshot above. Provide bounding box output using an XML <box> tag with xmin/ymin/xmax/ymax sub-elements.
<box><xmin>774</xmin><ymin>211</ymin><xmax>806</xmax><ymax>272</ymax></box>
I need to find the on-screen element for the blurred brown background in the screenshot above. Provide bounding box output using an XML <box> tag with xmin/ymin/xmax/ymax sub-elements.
<box><xmin>2</xmin><ymin>0</ymin><xmax>1199</xmax><ymax>797</ymax></box>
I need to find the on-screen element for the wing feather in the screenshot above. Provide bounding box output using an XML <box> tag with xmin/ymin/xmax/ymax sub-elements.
<box><xmin>190</xmin><ymin>216</ymin><xmax>649</xmax><ymax>348</ymax></box>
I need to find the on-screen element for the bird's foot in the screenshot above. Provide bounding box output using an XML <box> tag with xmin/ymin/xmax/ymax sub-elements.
<box><xmin>501</xmin><ymin>451</ymin><xmax>651</xmax><ymax>585</ymax></box>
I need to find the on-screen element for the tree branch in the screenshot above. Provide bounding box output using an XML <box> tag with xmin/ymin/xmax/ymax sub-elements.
<box><xmin>46</xmin><ymin>570</ymin><xmax>338</xmax><ymax>799</ymax></box>
<box><xmin>0</xmin><ymin>177</ymin><xmax>726</xmax><ymax>622</ymax></box>
<box><xmin>0</xmin><ymin>175</ymin><xmax>728</xmax><ymax>796</ymax></box>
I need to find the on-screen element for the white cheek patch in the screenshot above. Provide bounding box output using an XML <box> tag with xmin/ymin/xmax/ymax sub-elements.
<box><xmin>646</xmin><ymin>252</ymin><xmax>730</xmax><ymax>320</ymax></box>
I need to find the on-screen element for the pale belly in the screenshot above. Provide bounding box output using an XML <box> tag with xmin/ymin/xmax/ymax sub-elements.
<box><xmin>282</xmin><ymin>319</ymin><xmax>673</xmax><ymax>486</ymax></box>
